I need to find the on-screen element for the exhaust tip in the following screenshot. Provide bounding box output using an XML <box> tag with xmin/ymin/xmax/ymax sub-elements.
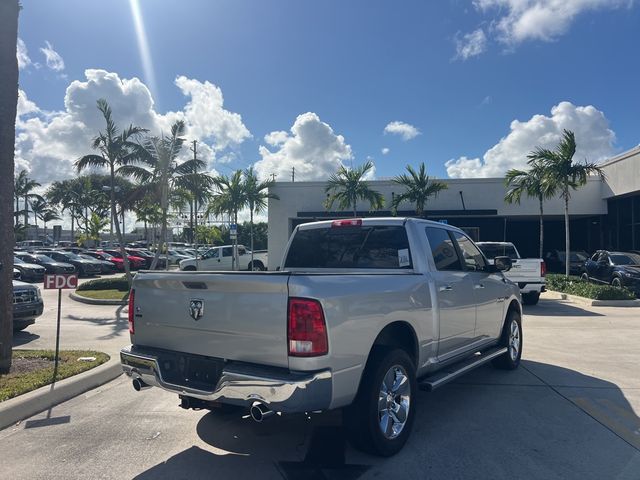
<box><xmin>132</xmin><ymin>378</ymin><xmax>150</xmax><ymax>391</ymax></box>
<box><xmin>250</xmin><ymin>403</ymin><xmax>274</xmax><ymax>422</ymax></box>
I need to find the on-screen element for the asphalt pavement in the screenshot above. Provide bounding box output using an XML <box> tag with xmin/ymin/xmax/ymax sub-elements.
<box><xmin>2</xmin><ymin>295</ymin><xmax>640</xmax><ymax>479</ymax></box>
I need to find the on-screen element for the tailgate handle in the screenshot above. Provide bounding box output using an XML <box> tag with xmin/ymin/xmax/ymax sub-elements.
<box><xmin>183</xmin><ymin>281</ymin><xmax>208</xmax><ymax>290</ymax></box>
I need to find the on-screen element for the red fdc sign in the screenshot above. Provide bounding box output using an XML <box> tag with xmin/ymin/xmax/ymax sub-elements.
<box><xmin>44</xmin><ymin>273</ymin><xmax>79</xmax><ymax>290</ymax></box>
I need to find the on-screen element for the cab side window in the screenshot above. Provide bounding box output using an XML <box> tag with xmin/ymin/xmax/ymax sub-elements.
<box><xmin>425</xmin><ymin>227</ymin><xmax>463</xmax><ymax>271</ymax></box>
<box><xmin>222</xmin><ymin>247</ymin><xmax>233</xmax><ymax>257</ymax></box>
<box><xmin>451</xmin><ymin>231</ymin><xmax>487</xmax><ymax>271</ymax></box>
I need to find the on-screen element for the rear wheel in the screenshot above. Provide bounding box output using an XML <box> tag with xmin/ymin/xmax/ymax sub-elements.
<box><xmin>492</xmin><ymin>310</ymin><xmax>522</xmax><ymax>370</ymax></box>
<box><xmin>611</xmin><ymin>277</ymin><xmax>623</xmax><ymax>288</ymax></box>
<box><xmin>248</xmin><ymin>261</ymin><xmax>265</xmax><ymax>271</ymax></box>
<box><xmin>522</xmin><ymin>292</ymin><xmax>540</xmax><ymax>305</ymax></box>
<box><xmin>344</xmin><ymin>348</ymin><xmax>417</xmax><ymax>457</ymax></box>
<box><xmin>183</xmin><ymin>266</ymin><xmax>197</xmax><ymax>271</ymax></box>
<box><xmin>580</xmin><ymin>273</ymin><xmax>589</xmax><ymax>282</ymax></box>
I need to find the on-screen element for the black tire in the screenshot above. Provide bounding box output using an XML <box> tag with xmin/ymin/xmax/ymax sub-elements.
<box><xmin>248</xmin><ymin>261</ymin><xmax>265</xmax><ymax>271</ymax></box>
<box><xmin>344</xmin><ymin>348</ymin><xmax>417</xmax><ymax>457</ymax></box>
<box><xmin>580</xmin><ymin>273</ymin><xmax>589</xmax><ymax>282</ymax></box>
<box><xmin>522</xmin><ymin>292</ymin><xmax>540</xmax><ymax>305</ymax></box>
<box><xmin>492</xmin><ymin>309</ymin><xmax>522</xmax><ymax>370</ymax></box>
<box><xmin>183</xmin><ymin>266</ymin><xmax>197</xmax><ymax>271</ymax></box>
<box><xmin>611</xmin><ymin>277</ymin><xmax>623</xmax><ymax>288</ymax></box>
<box><xmin>13</xmin><ymin>324</ymin><xmax>29</xmax><ymax>332</ymax></box>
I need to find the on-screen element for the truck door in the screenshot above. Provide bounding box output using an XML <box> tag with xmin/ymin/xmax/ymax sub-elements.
<box><xmin>424</xmin><ymin>227</ymin><xmax>477</xmax><ymax>358</ymax></box>
<box><xmin>450</xmin><ymin>231</ymin><xmax>505</xmax><ymax>341</ymax></box>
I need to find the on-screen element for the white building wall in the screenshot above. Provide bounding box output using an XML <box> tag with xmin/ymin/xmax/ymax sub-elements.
<box><xmin>601</xmin><ymin>146</ymin><xmax>640</xmax><ymax>198</ymax></box>
<box><xmin>267</xmin><ymin>176</ymin><xmax>607</xmax><ymax>270</ymax></box>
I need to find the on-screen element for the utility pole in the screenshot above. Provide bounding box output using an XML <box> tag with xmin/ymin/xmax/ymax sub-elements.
<box><xmin>270</xmin><ymin>173</ymin><xmax>277</xmax><ymax>181</ymax></box>
<box><xmin>291</xmin><ymin>167</ymin><xmax>295</xmax><ymax>182</ymax></box>
<box><xmin>190</xmin><ymin>140</ymin><xmax>200</xmax><ymax>270</ymax></box>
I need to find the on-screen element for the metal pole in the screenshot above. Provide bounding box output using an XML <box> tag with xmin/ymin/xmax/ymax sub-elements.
<box><xmin>53</xmin><ymin>288</ymin><xmax>62</xmax><ymax>381</ymax></box>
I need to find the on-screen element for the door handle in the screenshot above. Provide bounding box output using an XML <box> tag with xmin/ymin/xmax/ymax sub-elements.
<box><xmin>474</xmin><ymin>283</ymin><xmax>485</xmax><ymax>289</ymax></box>
<box><xmin>439</xmin><ymin>285</ymin><xmax>453</xmax><ymax>292</ymax></box>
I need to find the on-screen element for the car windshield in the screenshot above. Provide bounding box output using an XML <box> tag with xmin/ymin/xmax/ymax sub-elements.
<box><xmin>34</xmin><ymin>254</ymin><xmax>55</xmax><ymax>262</ymax></box>
<box><xmin>477</xmin><ymin>244</ymin><xmax>519</xmax><ymax>260</ymax></box>
<box><xmin>14</xmin><ymin>256</ymin><xmax>25</xmax><ymax>264</ymax></box>
<box><xmin>610</xmin><ymin>254</ymin><xmax>640</xmax><ymax>265</ymax></box>
<box><xmin>62</xmin><ymin>252</ymin><xmax>83</xmax><ymax>260</ymax></box>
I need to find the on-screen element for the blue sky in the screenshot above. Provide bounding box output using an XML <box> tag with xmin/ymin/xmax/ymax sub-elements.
<box><xmin>15</xmin><ymin>0</ymin><xmax>640</xmax><ymax>183</ymax></box>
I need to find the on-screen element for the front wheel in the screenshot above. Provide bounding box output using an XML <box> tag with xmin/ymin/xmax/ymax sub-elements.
<box><xmin>344</xmin><ymin>348</ymin><xmax>417</xmax><ymax>457</ymax></box>
<box><xmin>248</xmin><ymin>261</ymin><xmax>265</xmax><ymax>271</ymax></box>
<box><xmin>183</xmin><ymin>265</ymin><xmax>197</xmax><ymax>271</ymax></box>
<box><xmin>492</xmin><ymin>310</ymin><xmax>522</xmax><ymax>370</ymax></box>
<box><xmin>611</xmin><ymin>277</ymin><xmax>623</xmax><ymax>288</ymax></box>
<box><xmin>580</xmin><ymin>273</ymin><xmax>589</xmax><ymax>282</ymax></box>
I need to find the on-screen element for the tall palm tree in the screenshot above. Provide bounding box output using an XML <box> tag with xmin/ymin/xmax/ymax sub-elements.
<box><xmin>29</xmin><ymin>197</ymin><xmax>49</xmax><ymax>240</ymax></box>
<box><xmin>135</xmin><ymin>120</ymin><xmax>204</xmax><ymax>269</ymax></box>
<box><xmin>505</xmin><ymin>161</ymin><xmax>556</xmax><ymax>259</ymax></box>
<box><xmin>47</xmin><ymin>178</ymin><xmax>83</xmax><ymax>242</ymax></box>
<box><xmin>325</xmin><ymin>161</ymin><xmax>384</xmax><ymax>216</ymax></box>
<box><xmin>76</xmin><ymin>99</ymin><xmax>147</xmax><ymax>285</ymax></box>
<box><xmin>14</xmin><ymin>169</ymin><xmax>42</xmax><ymax>227</ymax></box>
<box><xmin>391</xmin><ymin>163</ymin><xmax>447</xmax><ymax>216</ymax></box>
<box><xmin>244</xmin><ymin>167</ymin><xmax>279</xmax><ymax>269</ymax></box>
<box><xmin>528</xmin><ymin>130</ymin><xmax>605</xmax><ymax>276</ymax></box>
<box><xmin>0</xmin><ymin>0</ymin><xmax>20</xmax><ymax>373</ymax></box>
<box><xmin>179</xmin><ymin>163</ymin><xmax>214</xmax><ymax>244</ymax></box>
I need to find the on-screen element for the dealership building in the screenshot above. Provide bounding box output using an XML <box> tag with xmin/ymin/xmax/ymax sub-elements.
<box><xmin>266</xmin><ymin>146</ymin><xmax>640</xmax><ymax>270</ymax></box>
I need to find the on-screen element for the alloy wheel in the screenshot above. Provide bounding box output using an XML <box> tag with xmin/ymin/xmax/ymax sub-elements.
<box><xmin>378</xmin><ymin>365</ymin><xmax>411</xmax><ymax>440</ymax></box>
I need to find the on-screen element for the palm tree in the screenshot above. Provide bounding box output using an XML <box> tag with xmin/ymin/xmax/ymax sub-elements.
<box><xmin>325</xmin><ymin>161</ymin><xmax>384</xmax><ymax>216</ymax></box>
<box><xmin>76</xmin><ymin>99</ymin><xmax>147</xmax><ymax>285</ymax></box>
<box><xmin>39</xmin><ymin>209</ymin><xmax>61</xmax><ymax>243</ymax></box>
<box><xmin>207</xmin><ymin>170</ymin><xmax>248</xmax><ymax>269</ymax></box>
<box><xmin>178</xmin><ymin>162</ymin><xmax>214</xmax><ymax>244</ymax></box>
<box><xmin>244</xmin><ymin>167</ymin><xmax>279</xmax><ymax>269</ymax></box>
<box><xmin>47</xmin><ymin>178</ymin><xmax>83</xmax><ymax>242</ymax></box>
<box><xmin>135</xmin><ymin>120</ymin><xmax>204</xmax><ymax>269</ymax></box>
<box><xmin>504</xmin><ymin>161</ymin><xmax>556</xmax><ymax>259</ymax></box>
<box><xmin>528</xmin><ymin>130</ymin><xmax>605</xmax><ymax>276</ymax></box>
<box><xmin>391</xmin><ymin>163</ymin><xmax>447</xmax><ymax>216</ymax></box>
<box><xmin>29</xmin><ymin>197</ymin><xmax>49</xmax><ymax>240</ymax></box>
<box><xmin>14</xmin><ymin>169</ymin><xmax>42</xmax><ymax>227</ymax></box>
<box><xmin>0</xmin><ymin>0</ymin><xmax>20</xmax><ymax>374</ymax></box>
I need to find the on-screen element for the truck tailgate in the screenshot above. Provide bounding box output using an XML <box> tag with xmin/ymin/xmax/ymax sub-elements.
<box><xmin>131</xmin><ymin>271</ymin><xmax>291</xmax><ymax>368</ymax></box>
<box><xmin>505</xmin><ymin>259</ymin><xmax>542</xmax><ymax>282</ymax></box>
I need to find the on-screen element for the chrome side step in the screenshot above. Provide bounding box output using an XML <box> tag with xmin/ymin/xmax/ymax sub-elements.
<box><xmin>418</xmin><ymin>347</ymin><xmax>508</xmax><ymax>392</ymax></box>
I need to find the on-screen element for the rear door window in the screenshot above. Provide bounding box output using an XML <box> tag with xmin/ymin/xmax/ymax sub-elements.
<box><xmin>285</xmin><ymin>225</ymin><xmax>412</xmax><ymax>269</ymax></box>
<box><xmin>424</xmin><ymin>227</ymin><xmax>462</xmax><ymax>271</ymax></box>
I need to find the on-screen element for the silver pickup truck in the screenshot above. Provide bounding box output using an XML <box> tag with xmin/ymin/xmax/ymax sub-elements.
<box><xmin>121</xmin><ymin>218</ymin><xmax>522</xmax><ymax>456</ymax></box>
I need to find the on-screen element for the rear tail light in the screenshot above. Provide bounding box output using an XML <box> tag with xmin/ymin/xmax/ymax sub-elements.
<box><xmin>288</xmin><ymin>298</ymin><xmax>328</xmax><ymax>357</ymax></box>
<box><xmin>128</xmin><ymin>289</ymin><xmax>135</xmax><ymax>334</ymax></box>
<box><xmin>541</xmin><ymin>261</ymin><xmax>547</xmax><ymax>277</ymax></box>
<box><xmin>331</xmin><ymin>219</ymin><xmax>362</xmax><ymax>228</ymax></box>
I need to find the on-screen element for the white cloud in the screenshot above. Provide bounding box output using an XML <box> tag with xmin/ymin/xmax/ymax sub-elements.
<box><xmin>381</xmin><ymin>147</ymin><xmax>390</xmax><ymax>155</ymax></box>
<box><xmin>454</xmin><ymin>29</ymin><xmax>488</xmax><ymax>60</ymax></box>
<box><xmin>15</xmin><ymin>69</ymin><xmax>249</xmax><ymax>185</ymax></box>
<box><xmin>383</xmin><ymin>121</ymin><xmax>421</xmax><ymax>141</ymax></box>
<box><xmin>40</xmin><ymin>41</ymin><xmax>65</xmax><ymax>71</ymax></box>
<box><xmin>254</xmin><ymin>112</ymin><xmax>353</xmax><ymax>181</ymax></box>
<box><xmin>445</xmin><ymin>101</ymin><xmax>615</xmax><ymax>178</ymax></box>
<box><xmin>474</xmin><ymin>0</ymin><xmax>632</xmax><ymax>46</ymax></box>
<box><xmin>17</xmin><ymin>38</ymin><xmax>32</xmax><ymax>70</ymax></box>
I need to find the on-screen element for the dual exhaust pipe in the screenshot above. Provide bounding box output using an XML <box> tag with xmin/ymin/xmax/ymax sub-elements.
<box><xmin>132</xmin><ymin>378</ymin><xmax>274</xmax><ymax>422</ymax></box>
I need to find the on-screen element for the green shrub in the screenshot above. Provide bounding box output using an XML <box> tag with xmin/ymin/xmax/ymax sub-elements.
<box><xmin>77</xmin><ymin>275</ymin><xmax>130</xmax><ymax>292</ymax></box>
<box><xmin>546</xmin><ymin>273</ymin><xmax>636</xmax><ymax>300</ymax></box>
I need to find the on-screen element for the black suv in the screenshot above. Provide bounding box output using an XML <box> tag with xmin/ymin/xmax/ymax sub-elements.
<box><xmin>582</xmin><ymin>250</ymin><xmax>640</xmax><ymax>293</ymax></box>
<box><xmin>15</xmin><ymin>252</ymin><xmax>76</xmax><ymax>274</ymax></box>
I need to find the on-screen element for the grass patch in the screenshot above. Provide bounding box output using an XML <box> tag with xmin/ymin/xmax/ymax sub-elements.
<box><xmin>0</xmin><ymin>350</ymin><xmax>109</xmax><ymax>402</ymax></box>
<box><xmin>77</xmin><ymin>275</ymin><xmax>130</xmax><ymax>292</ymax></box>
<box><xmin>75</xmin><ymin>289</ymin><xmax>128</xmax><ymax>301</ymax></box>
<box><xmin>546</xmin><ymin>274</ymin><xmax>637</xmax><ymax>300</ymax></box>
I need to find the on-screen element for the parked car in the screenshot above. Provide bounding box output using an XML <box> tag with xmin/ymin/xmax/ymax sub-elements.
<box><xmin>101</xmin><ymin>249</ymin><xmax>147</xmax><ymax>270</ymax></box>
<box><xmin>165</xmin><ymin>249</ymin><xmax>191</xmax><ymax>265</ymax></box>
<box><xmin>13</xmin><ymin>256</ymin><xmax>46</xmax><ymax>282</ymax></box>
<box><xmin>79</xmin><ymin>254</ymin><xmax>116</xmax><ymax>274</ymax></box>
<box><xmin>12</xmin><ymin>280</ymin><xmax>44</xmax><ymax>332</ymax></box>
<box><xmin>544</xmin><ymin>250</ymin><xmax>589</xmax><ymax>275</ymax></box>
<box><xmin>13</xmin><ymin>268</ymin><xmax>21</xmax><ymax>280</ymax></box>
<box><xmin>42</xmin><ymin>250</ymin><xmax>102</xmax><ymax>277</ymax></box>
<box><xmin>476</xmin><ymin>242</ymin><xmax>546</xmax><ymax>305</ymax></box>
<box><xmin>582</xmin><ymin>250</ymin><xmax>640</xmax><ymax>294</ymax></box>
<box><xmin>84</xmin><ymin>251</ymin><xmax>125</xmax><ymax>271</ymax></box>
<box><xmin>14</xmin><ymin>252</ymin><xmax>76</xmax><ymax>274</ymax></box>
<box><xmin>18</xmin><ymin>240</ymin><xmax>44</xmax><ymax>249</ymax></box>
<box><xmin>179</xmin><ymin>245</ymin><xmax>268</xmax><ymax>271</ymax></box>
<box><xmin>124</xmin><ymin>248</ymin><xmax>167</xmax><ymax>270</ymax></box>
<box><xmin>122</xmin><ymin>217</ymin><xmax>521</xmax><ymax>456</ymax></box>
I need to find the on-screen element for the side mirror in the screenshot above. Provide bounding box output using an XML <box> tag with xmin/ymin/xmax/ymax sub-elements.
<box><xmin>494</xmin><ymin>256</ymin><xmax>512</xmax><ymax>272</ymax></box>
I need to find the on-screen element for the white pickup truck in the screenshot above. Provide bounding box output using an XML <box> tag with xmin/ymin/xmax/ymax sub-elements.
<box><xmin>178</xmin><ymin>244</ymin><xmax>268</xmax><ymax>271</ymax></box>
<box><xmin>476</xmin><ymin>242</ymin><xmax>546</xmax><ymax>305</ymax></box>
<box><xmin>121</xmin><ymin>218</ymin><xmax>522</xmax><ymax>456</ymax></box>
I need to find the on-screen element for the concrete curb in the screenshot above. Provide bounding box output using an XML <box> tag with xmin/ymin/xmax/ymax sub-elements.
<box><xmin>0</xmin><ymin>356</ymin><xmax>123</xmax><ymax>431</ymax></box>
<box><xmin>69</xmin><ymin>291</ymin><xmax>127</xmax><ymax>306</ymax></box>
<box><xmin>543</xmin><ymin>291</ymin><xmax>640</xmax><ymax>307</ymax></box>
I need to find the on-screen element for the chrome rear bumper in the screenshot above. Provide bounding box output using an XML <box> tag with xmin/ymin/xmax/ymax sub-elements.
<box><xmin>120</xmin><ymin>345</ymin><xmax>332</xmax><ymax>413</ymax></box>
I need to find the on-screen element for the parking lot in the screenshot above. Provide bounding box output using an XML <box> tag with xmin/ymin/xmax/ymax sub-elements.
<box><xmin>2</xmin><ymin>297</ymin><xmax>639</xmax><ymax>479</ymax></box>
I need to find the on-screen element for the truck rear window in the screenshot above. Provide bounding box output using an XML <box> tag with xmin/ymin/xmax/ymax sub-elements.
<box><xmin>284</xmin><ymin>225</ymin><xmax>413</xmax><ymax>269</ymax></box>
